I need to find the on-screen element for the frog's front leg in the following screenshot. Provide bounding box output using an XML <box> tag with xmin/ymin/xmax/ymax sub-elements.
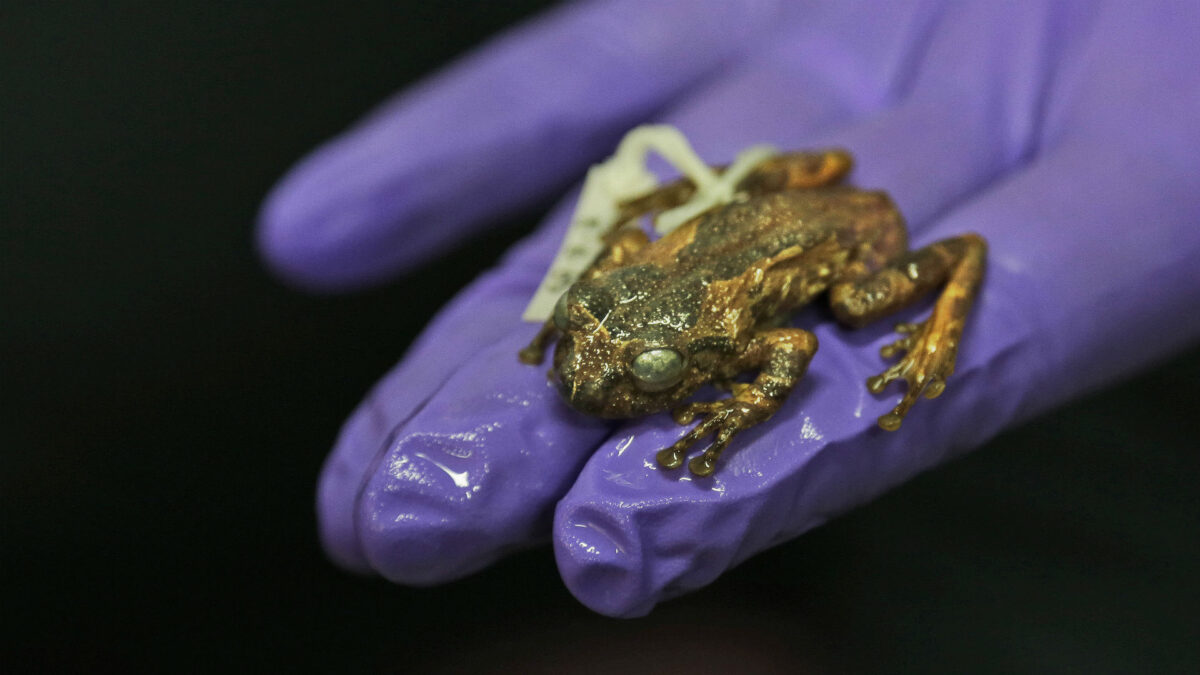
<box><xmin>829</xmin><ymin>234</ymin><xmax>987</xmax><ymax>430</ymax></box>
<box><xmin>657</xmin><ymin>328</ymin><xmax>818</xmax><ymax>477</ymax></box>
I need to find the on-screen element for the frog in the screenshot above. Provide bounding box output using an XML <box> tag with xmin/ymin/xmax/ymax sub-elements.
<box><xmin>519</xmin><ymin>148</ymin><xmax>986</xmax><ymax>477</ymax></box>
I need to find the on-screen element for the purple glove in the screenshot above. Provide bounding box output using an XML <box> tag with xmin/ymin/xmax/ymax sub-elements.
<box><xmin>259</xmin><ymin>0</ymin><xmax>1200</xmax><ymax>616</ymax></box>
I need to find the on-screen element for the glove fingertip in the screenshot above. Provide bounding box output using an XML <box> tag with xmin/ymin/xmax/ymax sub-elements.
<box><xmin>256</xmin><ymin>163</ymin><xmax>417</xmax><ymax>292</ymax></box>
<box><xmin>353</xmin><ymin>433</ymin><xmax>504</xmax><ymax>586</ymax></box>
<box><xmin>553</xmin><ymin>499</ymin><xmax>655</xmax><ymax>618</ymax></box>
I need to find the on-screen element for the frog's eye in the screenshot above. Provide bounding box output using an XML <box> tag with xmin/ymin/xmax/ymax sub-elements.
<box><xmin>553</xmin><ymin>291</ymin><xmax>571</xmax><ymax>331</ymax></box>
<box><xmin>629</xmin><ymin>348</ymin><xmax>685</xmax><ymax>392</ymax></box>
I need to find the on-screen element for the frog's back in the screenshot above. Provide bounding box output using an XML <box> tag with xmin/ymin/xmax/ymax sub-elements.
<box><xmin>673</xmin><ymin>187</ymin><xmax>897</xmax><ymax>276</ymax></box>
<box><xmin>590</xmin><ymin>187</ymin><xmax>897</xmax><ymax>340</ymax></box>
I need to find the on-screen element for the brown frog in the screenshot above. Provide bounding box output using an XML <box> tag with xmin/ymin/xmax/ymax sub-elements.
<box><xmin>519</xmin><ymin>149</ymin><xmax>986</xmax><ymax>477</ymax></box>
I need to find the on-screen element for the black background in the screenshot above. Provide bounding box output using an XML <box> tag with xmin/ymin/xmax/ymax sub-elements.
<box><xmin>4</xmin><ymin>2</ymin><xmax>1199</xmax><ymax>672</ymax></box>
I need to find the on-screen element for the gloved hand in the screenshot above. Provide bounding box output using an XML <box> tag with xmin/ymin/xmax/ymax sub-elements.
<box><xmin>258</xmin><ymin>0</ymin><xmax>1200</xmax><ymax>617</ymax></box>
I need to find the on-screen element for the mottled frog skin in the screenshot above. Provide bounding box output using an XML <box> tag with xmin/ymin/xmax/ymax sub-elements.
<box><xmin>520</xmin><ymin>150</ymin><xmax>986</xmax><ymax>476</ymax></box>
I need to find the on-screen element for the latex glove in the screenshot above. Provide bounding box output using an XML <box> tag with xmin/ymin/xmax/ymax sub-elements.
<box><xmin>258</xmin><ymin>0</ymin><xmax>1200</xmax><ymax>616</ymax></box>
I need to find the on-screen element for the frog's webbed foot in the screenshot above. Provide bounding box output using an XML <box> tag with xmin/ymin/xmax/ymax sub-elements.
<box><xmin>831</xmin><ymin>233</ymin><xmax>986</xmax><ymax>431</ymax></box>
<box><xmin>658</xmin><ymin>395</ymin><xmax>773</xmax><ymax>477</ymax></box>
<box><xmin>867</xmin><ymin>319</ymin><xmax>959</xmax><ymax>431</ymax></box>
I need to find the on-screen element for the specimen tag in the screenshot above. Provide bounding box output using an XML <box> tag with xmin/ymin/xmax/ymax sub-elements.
<box><xmin>522</xmin><ymin>125</ymin><xmax>778</xmax><ymax>322</ymax></box>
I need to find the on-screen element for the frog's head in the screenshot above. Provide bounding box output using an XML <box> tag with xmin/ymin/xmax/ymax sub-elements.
<box><xmin>550</xmin><ymin>274</ymin><xmax>717</xmax><ymax>418</ymax></box>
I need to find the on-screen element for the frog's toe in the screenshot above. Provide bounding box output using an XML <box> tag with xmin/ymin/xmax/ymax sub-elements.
<box><xmin>656</xmin><ymin>446</ymin><xmax>686</xmax><ymax>470</ymax></box>
<box><xmin>660</xmin><ymin>399</ymin><xmax>770</xmax><ymax>475</ymax></box>
<box><xmin>923</xmin><ymin>377</ymin><xmax>947</xmax><ymax>399</ymax></box>
<box><xmin>658</xmin><ymin>409</ymin><xmax>723</xmax><ymax>470</ymax></box>
<box><xmin>688</xmin><ymin>453</ymin><xmax>718</xmax><ymax>477</ymax></box>
<box><xmin>866</xmin><ymin>363</ymin><xmax>904</xmax><ymax>394</ymax></box>
<box><xmin>868</xmin><ymin>320</ymin><xmax>958</xmax><ymax>431</ymax></box>
<box><xmin>879</xmin><ymin>335</ymin><xmax>915</xmax><ymax>359</ymax></box>
<box><xmin>869</xmin><ymin>363</ymin><xmax>938</xmax><ymax>430</ymax></box>
<box><xmin>877</xmin><ymin>321</ymin><xmax>922</xmax><ymax>358</ymax></box>
<box><xmin>517</xmin><ymin>344</ymin><xmax>545</xmax><ymax>365</ymax></box>
<box><xmin>876</xmin><ymin>374</ymin><xmax>935</xmax><ymax>431</ymax></box>
<box><xmin>687</xmin><ymin>425</ymin><xmax>737</xmax><ymax>477</ymax></box>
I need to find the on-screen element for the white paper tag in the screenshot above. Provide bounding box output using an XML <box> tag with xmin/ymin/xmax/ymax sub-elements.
<box><xmin>522</xmin><ymin>125</ymin><xmax>778</xmax><ymax>322</ymax></box>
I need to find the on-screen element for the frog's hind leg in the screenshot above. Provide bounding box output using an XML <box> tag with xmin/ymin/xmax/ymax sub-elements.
<box><xmin>657</xmin><ymin>328</ymin><xmax>818</xmax><ymax>477</ymax></box>
<box><xmin>736</xmin><ymin>149</ymin><xmax>854</xmax><ymax>194</ymax></box>
<box><xmin>829</xmin><ymin>234</ymin><xmax>987</xmax><ymax>430</ymax></box>
<box><xmin>614</xmin><ymin>148</ymin><xmax>854</xmax><ymax>225</ymax></box>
